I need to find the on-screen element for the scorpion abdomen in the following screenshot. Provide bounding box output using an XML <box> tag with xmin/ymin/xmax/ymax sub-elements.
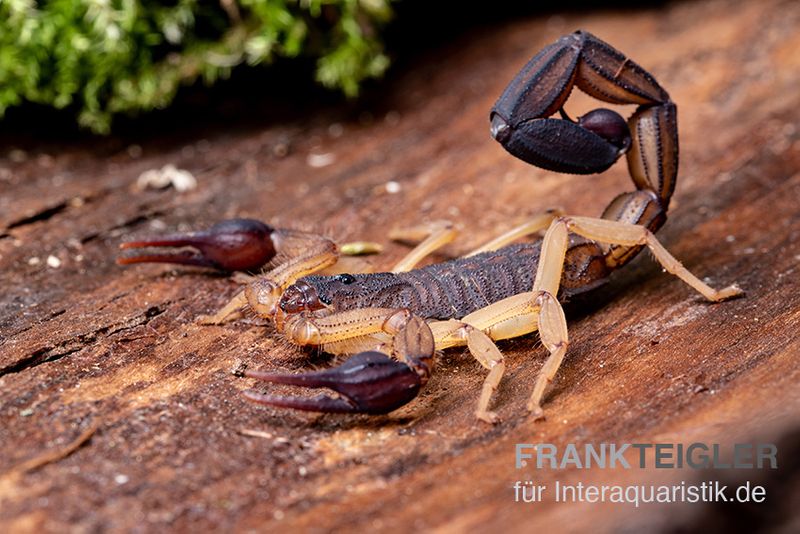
<box><xmin>403</xmin><ymin>243</ymin><xmax>541</xmax><ymax>318</ymax></box>
<box><xmin>303</xmin><ymin>240</ymin><xmax>610</xmax><ymax>321</ymax></box>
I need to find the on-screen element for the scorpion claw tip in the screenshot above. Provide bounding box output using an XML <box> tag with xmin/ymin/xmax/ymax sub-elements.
<box><xmin>244</xmin><ymin>351</ymin><xmax>423</xmax><ymax>415</ymax></box>
<box><xmin>116</xmin><ymin>249</ymin><xmax>211</xmax><ymax>267</ymax></box>
<box><xmin>117</xmin><ymin>218</ymin><xmax>277</xmax><ymax>272</ymax></box>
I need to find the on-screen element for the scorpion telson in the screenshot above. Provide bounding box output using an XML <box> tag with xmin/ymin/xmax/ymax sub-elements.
<box><xmin>119</xmin><ymin>31</ymin><xmax>743</xmax><ymax>423</ymax></box>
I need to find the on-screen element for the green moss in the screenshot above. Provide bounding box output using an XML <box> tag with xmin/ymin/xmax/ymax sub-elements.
<box><xmin>0</xmin><ymin>0</ymin><xmax>395</xmax><ymax>133</ymax></box>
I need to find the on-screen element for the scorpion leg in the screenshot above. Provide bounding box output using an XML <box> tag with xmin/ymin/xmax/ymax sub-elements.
<box><xmin>197</xmin><ymin>291</ymin><xmax>251</xmax><ymax>325</ymax></box>
<box><xmin>426</xmin><ymin>291</ymin><xmax>549</xmax><ymax>422</ymax></box>
<box><xmin>427</xmin><ymin>288</ymin><xmax>569</xmax><ymax>422</ymax></box>
<box><xmin>515</xmin><ymin>213</ymin><xmax>742</xmax><ymax>415</ymax></box>
<box><xmin>440</xmin><ymin>210</ymin><xmax>742</xmax><ymax>419</ymax></box>
<box><xmin>526</xmin><ymin>292</ymin><xmax>569</xmax><ymax>418</ymax></box>
<box><xmin>431</xmin><ymin>220</ymin><xmax>571</xmax><ymax>419</ymax></box>
<box><xmin>465</xmin><ymin>210</ymin><xmax>563</xmax><ymax>256</ymax></box>
<box><xmin>244</xmin><ymin>312</ymin><xmax>434</xmax><ymax>415</ymax></box>
<box><xmin>558</xmin><ymin>216</ymin><xmax>744</xmax><ymax>301</ymax></box>
<box><xmin>469</xmin><ymin>291</ymin><xmax>566</xmax><ymax>420</ymax></box>
<box><xmin>389</xmin><ymin>220</ymin><xmax>457</xmax><ymax>272</ymax></box>
<box><xmin>251</xmin><ymin>274</ymin><xmax>569</xmax><ymax>422</ymax></box>
<box><xmin>521</xmin><ymin>214</ymin><xmax>741</xmax><ymax>415</ymax></box>
<box><xmin>479</xmin><ymin>217</ymin><xmax>572</xmax><ymax>419</ymax></box>
<box><xmin>316</xmin><ymin>255</ymin><xmax>375</xmax><ymax>276</ymax></box>
<box><xmin>466</xmin><ymin>327</ymin><xmax>506</xmax><ymax>424</ymax></box>
<box><xmin>389</xmin><ymin>211</ymin><xmax>561</xmax><ymax>269</ymax></box>
<box><xmin>432</xmin><ymin>320</ymin><xmax>507</xmax><ymax>423</ymax></box>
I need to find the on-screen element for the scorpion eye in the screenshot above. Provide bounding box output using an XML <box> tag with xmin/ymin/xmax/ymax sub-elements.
<box><xmin>335</xmin><ymin>273</ymin><xmax>357</xmax><ymax>285</ymax></box>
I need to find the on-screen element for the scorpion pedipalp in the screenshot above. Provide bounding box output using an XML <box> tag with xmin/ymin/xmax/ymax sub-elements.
<box><xmin>117</xmin><ymin>218</ymin><xmax>277</xmax><ymax>272</ymax></box>
<box><xmin>243</xmin><ymin>351</ymin><xmax>423</xmax><ymax>414</ymax></box>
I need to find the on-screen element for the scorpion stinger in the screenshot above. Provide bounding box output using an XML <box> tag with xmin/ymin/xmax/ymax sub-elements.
<box><xmin>490</xmin><ymin>30</ymin><xmax>677</xmax><ymax>208</ymax></box>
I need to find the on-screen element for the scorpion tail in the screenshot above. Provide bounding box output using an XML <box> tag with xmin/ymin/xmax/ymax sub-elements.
<box><xmin>117</xmin><ymin>218</ymin><xmax>277</xmax><ymax>272</ymax></box>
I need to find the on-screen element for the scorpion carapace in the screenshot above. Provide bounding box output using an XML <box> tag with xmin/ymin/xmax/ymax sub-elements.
<box><xmin>119</xmin><ymin>31</ymin><xmax>742</xmax><ymax>423</ymax></box>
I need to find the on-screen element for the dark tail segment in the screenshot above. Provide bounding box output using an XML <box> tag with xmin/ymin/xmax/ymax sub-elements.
<box><xmin>626</xmin><ymin>101</ymin><xmax>678</xmax><ymax>210</ymax></box>
<box><xmin>490</xmin><ymin>30</ymin><xmax>678</xmax><ymax>209</ymax></box>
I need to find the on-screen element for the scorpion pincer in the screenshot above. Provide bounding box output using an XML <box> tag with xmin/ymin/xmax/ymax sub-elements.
<box><xmin>119</xmin><ymin>31</ymin><xmax>742</xmax><ymax>423</ymax></box>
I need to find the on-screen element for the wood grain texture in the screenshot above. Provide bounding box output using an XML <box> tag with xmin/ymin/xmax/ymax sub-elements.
<box><xmin>2</xmin><ymin>0</ymin><xmax>799</xmax><ymax>531</ymax></box>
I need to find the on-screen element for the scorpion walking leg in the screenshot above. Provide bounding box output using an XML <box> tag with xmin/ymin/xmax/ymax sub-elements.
<box><xmin>526</xmin><ymin>292</ymin><xmax>569</xmax><ymax>417</ymax></box>
<box><xmin>469</xmin><ymin>328</ymin><xmax>506</xmax><ymax>423</ymax></box>
<box><xmin>389</xmin><ymin>210</ymin><xmax>561</xmax><ymax>269</ymax></box>
<box><xmin>440</xmin><ymin>321</ymin><xmax>506</xmax><ymax>423</ymax></box>
<box><xmin>430</xmin><ymin>287</ymin><xmax>568</xmax><ymax>421</ymax></box>
<box><xmin>430</xmin><ymin>292</ymin><xmax>543</xmax><ymax>423</ymax></box>
<box><xmin>562</xmin><ymin>216</ymin><xmax>743</xmax><ymax>301</ymax></box>
<box><xmin>519</xmin><ymin>219</ymin><xmax>572</xmax><ymax>417</ymax></box>
<box><xmin>521</xmin><ymin>215</ymin><xmax>740</xmax><ymax>415</ymax></box>
<box><xmin>448</xmin><ymin>212</ymin><xmax>742</xmax><ymax>418</ymax></box>
<box><xmin>254</xmin><ymin>281</ymin><xmax>566</xmax><ymax>421</ymax></box>
<box><xmin>316</xmin><ymin>255</ymin><xmax>375</xmax><ymax>276</ymax></box>
<box><xmin>389</xmin><ymin>221</ymin><xmax>457</xmax><ymax>272</ymax></box>
<box><xmin>197</xmin><ymin>290</ymin><xmax>251</xmax><ymax>325</ymax></box>
<box><xmin>439</xmin><ymin>218</ymin><xmax>576</xmax><ymax>418</ymax></box>
<box><xmin>466</xmin><ymin>209</ymin><xmax>563</xmax><ymax>256</ymax></box>
<box><xmin>439</xmin><ymin>289</ymin><xmax>568</xmax><ymax>419</ymax></box>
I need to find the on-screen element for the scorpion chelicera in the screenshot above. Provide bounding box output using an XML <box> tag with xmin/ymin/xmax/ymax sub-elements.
<box><xmin>119</xmin><ymin>31</ymin><xmax>742</xmax><ymax>423</ymax></box>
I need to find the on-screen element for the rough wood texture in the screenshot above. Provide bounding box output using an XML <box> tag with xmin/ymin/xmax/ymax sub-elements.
<box><xmin>2</xmin><ymin>0</ymin><xmax>799</xmax><ymax>531</ymax></box>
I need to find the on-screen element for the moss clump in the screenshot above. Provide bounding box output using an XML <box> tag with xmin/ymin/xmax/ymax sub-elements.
<box><xmin>0</xmin><ymin>0</ymin><xmax>394</xmax><ymax>133</ymax></box>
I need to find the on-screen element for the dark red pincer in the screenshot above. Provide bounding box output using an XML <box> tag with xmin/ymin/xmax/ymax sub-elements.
<box><xmin>243</xmin><ymin>351</ymin><xmax>423</xmax><ymax>415</ymax></box>
<box><xmin>118</xmin><ymin>218</ymin><xmax>276</xmax><ymax>272</ymax></box>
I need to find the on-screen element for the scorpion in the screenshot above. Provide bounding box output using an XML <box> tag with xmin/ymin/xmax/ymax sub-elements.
<box><xmin>119</xmin><ymin>31</ymin><xmax>742</xmax><ymax>423</ymax></box>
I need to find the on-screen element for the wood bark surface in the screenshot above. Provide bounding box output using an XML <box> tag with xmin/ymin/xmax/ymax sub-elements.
<box><xmin>2</xmin><ymin>0</ymin><xmax>799</xmax><ymax>531</ymax></box>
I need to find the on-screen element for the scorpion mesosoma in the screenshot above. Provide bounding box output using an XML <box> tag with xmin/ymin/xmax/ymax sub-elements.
<box><xmin>119</xmin><ymin>31</ymin><xmax>742</xmax><ymax>423</ymax></box>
